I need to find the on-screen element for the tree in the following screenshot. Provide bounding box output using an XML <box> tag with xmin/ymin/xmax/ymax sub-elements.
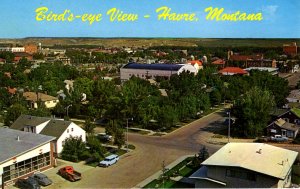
<box><xmin>83</xmin><ymin>118</ymin><xmax>96</xmax><ymax>136</ymax></box>
<box><xmin>105</xmin><ymin>120</ymin><xmax>125</xmax><ymax>149</ymax></box>
<box><xmin>198</xmin><ymin>146</ymin><xmax>209</xmax><ymax>162</ymax></box>
<box><xmin>232</xmin><ymin>87</ymin><xmax>275</xmax><ymax>137</ymax></box>
<box><xmin>86</xmin><ymin>136</ymin><xmax>106</xmax><ymax>161</ymax></box>
<box><xmin>29</xmin><ymin>107</ymin><xmax>52</xmax><ymax>117</ymax></box>
<box><xmin>5</xmin><ymin>103</ymin><xmax>28</xmax><ymax>126</ymax></box>
<box><xmin>61</xmin><ymin>136</ymin><xmax>86</xmax><ymax>162</ymax></box>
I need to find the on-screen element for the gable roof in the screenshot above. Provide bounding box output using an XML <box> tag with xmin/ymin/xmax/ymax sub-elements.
<box><xmin>212</xmin><ymin>59</ymin><xmax>226</xmax><ymax>65</ymax></box>
<box><xmin>23</xmin><ymin>92</ymin><xmax>58</xmax><ymax>102</ymax></box>
<box><xmin>39</xmin><ymin>119</ymin><xmax>72</xmax><ymax>139</ymax></box>
<box><xmin>10</xmin><ymin>115</ymin><xmax>51</xmax><ymax>130</ymax></box>
<box><xmin>274</xmin><ymin>118</ymin><xmax>299</xmax><ymax>132</ymax></box>
<box><xmin>202</xmin><ymin>143</ymin><xmax>298</xmax><ymax>179</ymax></box>
<box><xmin>0</xmin><ymin>128</ymin><xmax>55</xmax><ymax>164</ymax></box>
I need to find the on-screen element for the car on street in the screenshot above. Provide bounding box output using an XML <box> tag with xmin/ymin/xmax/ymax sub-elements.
<box><xmin>58</xmin><ymin>166</ymin><xmax>82</xmax><ymax>182</ymax></box>
<box><xmin>30</xmin><ymin>172</ymin><xmax>52</xmax><ymax>186</ymax></box>
<box><xmin>271</xmin><ymin>135</ymin><xmax>288</xmax><ymax>142</ymax></box>
<box><xmin>15</xmin><ymin>177</ymin><xmax>41</xmax><ymax>189</ymax></box>
<box><xmin>99</xmin><ymin>154</ymin><xmax>119</xmax><ymax>167</ymax></box>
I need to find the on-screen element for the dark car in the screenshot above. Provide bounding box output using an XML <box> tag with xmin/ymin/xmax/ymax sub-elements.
<box><xmin>30</xmin><ymin>173</ymin><xmax>52</xmax><ymax>186</ymax></box>
<box><xmin>15</xmin><ymin>177</ymin><xmax>41</xmax><ymax>189</ymax></box>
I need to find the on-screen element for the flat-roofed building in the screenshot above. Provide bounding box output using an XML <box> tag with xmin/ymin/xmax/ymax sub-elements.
<box><xmin>120</xmin><ymin>63</ymin><xmax>198</xmax><ymax>81</ymax></box>
<box><xmin>0</xmin><ymin>128</ymin><xmax>55</xmax><ymax>188</ymax></box>
<box><xmin>190</xmin><ymin>143</ymin><xmax>298</xmax><ymax>188</ymax></box>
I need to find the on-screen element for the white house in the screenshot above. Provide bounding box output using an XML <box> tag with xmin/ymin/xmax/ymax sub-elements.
<box><xmin>0</xmin><ymin>128</ymin><xmax>55</xmax><ymax>188</ymax></box>
<box><xmin>10</xmin><ymin>115</ymin><xmax>86</xmax><ymax>155</ymax></box>
<box><xmin>190</xmin><ymin>143</ymin><xmax>298</xmax><ymax>188</ymax></box>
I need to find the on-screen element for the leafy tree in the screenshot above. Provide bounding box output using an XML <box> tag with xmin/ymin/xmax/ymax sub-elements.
<box><xmin>106</xmin><ymin>120</ymin><xmax>125</xmax><ymax>149</ymax></box>
<box><xmin>5</xmin><ymin>103</ymin><xmax>28</xmax><ymax>126</ymax></box>
<box><xmin>61</xmin><ymin>136</ymin><xmax>86</xmax><ymax>162</ymax></box>
<box><xmin>232</xmin><ymin>87</ymin><xmax>275</xmax><ymax>137</ymax></box>
<box><xmin>86</xmin><ymin>136</ymin><xmax>106</xmax><ymax>159</ymax></box>
<box><xmin>198</xmin><ymin>146</ymin><xmax>210</xmax><ymax>162</ymax></box>
<box><xmin>29</xmin><ymin>107</ymin><xmax>52</xmax><ymax>117</ymax></box>
<box><xmin>84</xmin><ymin>118</ymin><xmax>96</xmax><ymax>136</ymax></box>
<box><xmin>210</xmin><ymin>89</ymin><xmax>222</xmax><ymax>105</ymax></box>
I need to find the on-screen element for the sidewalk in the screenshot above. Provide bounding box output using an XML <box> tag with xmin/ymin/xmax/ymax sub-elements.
<box><xmin>133</xmin><ymin>155</ymin><xmax>193</xmax><ymax>188</ymax></box>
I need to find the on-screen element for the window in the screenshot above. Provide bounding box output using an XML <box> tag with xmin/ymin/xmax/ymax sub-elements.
<box><xmin>67</xmin><ymin>129</ymin><xmax>69</xmax><ymax>133</ymax></box>
<box><xmin>71</xmin><ymin>128</ymin><xmax>74</xmax><ymax>132</ymax></box>
<box><xmin>226</xmin><ymin>169</ymin><xmax>256</xmax><ymax>181</ymax></box>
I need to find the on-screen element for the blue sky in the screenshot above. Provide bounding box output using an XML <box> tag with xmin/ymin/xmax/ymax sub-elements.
<box><xmin>0</xmin><ymin>0</ymin><xmax>299</xmax><ymax>38</ymax></box>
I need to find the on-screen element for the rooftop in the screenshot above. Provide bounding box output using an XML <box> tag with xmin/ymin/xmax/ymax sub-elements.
<box><xmin>0</xmin><ymin>128</ymin><xmax>55</xmax><ymax>164</ymax></box>
<box><xmin>219</xmin><ymin>67</ymin><xmax>248</xmax><ymax>75</ymax></box>
<box><xmin>23</xmin><ymin>92</ymin><xmax>58</xmax><ymax>102</ymax></box>
<box><xmin>10</xmin><ymin>115</ymin><xmax>51</xmax><ymax>131</ymax></box>
<box><xmin>122</xmin><ymin>63</ymin><xmax>184</xmax><ymax>71</ymax></box>
<box><xmin>40</xmin><ymin>119</ymin><xmax>72</xmax><ymax>139</ymax></box>
<box><xmin>274</xmin><ymin>118</ymin><xmax>298</xmax><ymax>132</ymax></box>
<box><xmin>291</xmin><ymin>108</ymin><xmax>300</xmax><ymax>118</ymax></box>
<box><xmin>202</xmin><ymin>143</ymin><xmax>298</xmax><ymax>179</ymax></box>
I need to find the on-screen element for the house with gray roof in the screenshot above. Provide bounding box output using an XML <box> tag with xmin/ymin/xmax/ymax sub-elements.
<box><xmin>10</xmin><ymin>115</ymin><xmax>86</xmax><ymax>154</ymax></box>
<box><xmin>0</xmin><ymin>128</ymin><xmax>55</xmax><ymax>188</ymax></box>
<box><xmin>189</xmin><ymin>143</ymin><xmax>298</xmax><ymax>188</ymax></box>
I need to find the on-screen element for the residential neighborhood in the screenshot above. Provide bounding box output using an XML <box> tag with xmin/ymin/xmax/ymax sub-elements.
<box><xmin>0</xmin><ymin>38</ymin><xmax>300</xmax><ymax>189</ymax></box>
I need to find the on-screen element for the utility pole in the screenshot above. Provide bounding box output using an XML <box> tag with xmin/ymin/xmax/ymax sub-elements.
<box><xmin>227</xmin><ymin>111</ymin><xmax>231</xmax><ymax>143</ymax></box>
<box><xmin>126</xmin><ymin>118</ymin><xmax>133</xmax><ymax>152</ymax></box>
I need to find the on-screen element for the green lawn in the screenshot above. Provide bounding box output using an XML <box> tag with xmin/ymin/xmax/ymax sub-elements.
<box><xmin>293</xmin><ymin>165</ymin><xmax>300</xmax><ymax>184</ymax></box>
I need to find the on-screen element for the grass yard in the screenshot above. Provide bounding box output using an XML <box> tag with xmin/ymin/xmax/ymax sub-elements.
<box><xmin>292</xmin><ymin>165</ymin><xmax>300</xmax><ymax>184</ymax></box>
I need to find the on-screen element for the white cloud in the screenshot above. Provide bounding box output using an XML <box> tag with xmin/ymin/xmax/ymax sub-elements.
<box><xmin>261</xmin><ymin>5</ymin><xmax>279</xmax><ymax>21</ymax></box>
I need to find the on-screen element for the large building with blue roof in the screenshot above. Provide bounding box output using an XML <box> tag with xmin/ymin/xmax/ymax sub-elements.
<box><xmin>120</xmin><ymin>63</ymin><xmax>197</xmax><ymax>81</ymax></box>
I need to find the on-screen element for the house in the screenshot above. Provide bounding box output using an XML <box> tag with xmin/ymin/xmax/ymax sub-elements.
<box><xmin>219</xmin><ymin>67</ymin><xmax>248</xmax><ymax>76</ymax></box>
<box><xmin>190</xmin><ymin>143</ymin><xmax>298</xmax><ymax>188</ymax></box>
<box><xmin>287</xmin><ymin>90</ymin><xmax>300</xmax><ymax>104</ymax></box>
<box><xmin>267</xmin><ymin>118</ymin><xmax>299</xmax><ymax>138</ymax></box>
<box><xmin>187</xmin><ymin>60</ymin><xmax>203</xmax><ymax>70</ymax></box>
<box><xmin>23</xmin><ymin>92</ymin><xmax>59</xmax><ymax>109</ymax></box>
<box><xmin>212</xmin><ymin>59</ymin><xmax>226</xmax><ymax>69</ymax></box>
<box><xmin>275</xmin><ymin>108</ymin><xmax>300</xmax><ymax>125</ymax></box>
<box><xmin>10</xmin><ymin>115</ymin><xmax>86</xmax><ymax>155</ymax></box>
<box><xmin>0</xmin><ymin>128</ymin><xmax>55</xmax><ymax>188</ymax></box>
<box><xmin>120</xmin><ymin>63</ymin><xmax>198</xmax><ymax>81</ymax></box>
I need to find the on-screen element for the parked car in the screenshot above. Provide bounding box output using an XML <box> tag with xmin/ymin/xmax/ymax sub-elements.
<box><xmin>96</xmin><ymin>133</ymin><xmax>112</xmax><ymax>142</ymax></box>
<box><xmin>271</xmin><ymin>135</ymin><xmax>288</xmax><ymax>142</ymax></box>
<box><xmin>58</xmin><ymin>166</ymin><xmax>82</xmax><ymax>182</ymax></box>
<box><xmin>30</xmin><ymin>173</ymin><xmax>52</xmax><ymax>186</ymax></box>
<box><xmin>99</xmin><ymin>154</ymin><xmax>119</xmax><ymax>167</ymax></box>
<box><xmin>15</xmin><ymin>177</ymin><xmax>41</xmax><ymax>189</ymax></box>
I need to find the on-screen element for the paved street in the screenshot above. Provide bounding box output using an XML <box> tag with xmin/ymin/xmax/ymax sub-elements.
<box><xmin>37</xmin><ymin>110</ymin><xmax>226</xmax><ymax>189</ymax></box>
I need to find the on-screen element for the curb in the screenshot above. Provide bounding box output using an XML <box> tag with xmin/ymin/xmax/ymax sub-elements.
<box><xmin>133</xmin><ymin>155</ymin><xmax>193</xmax><ymax>189</ymax></box>
<box><xmin>167</xmin><ymin>105</ymin><xmax>230</xmax><ymax>135</ymax></box>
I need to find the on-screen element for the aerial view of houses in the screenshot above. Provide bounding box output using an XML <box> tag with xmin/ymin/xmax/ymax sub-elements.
<box><xmin>1</xmin><ymin>0</ymin><xmax>300</xmax><ymax>188</ymax></box>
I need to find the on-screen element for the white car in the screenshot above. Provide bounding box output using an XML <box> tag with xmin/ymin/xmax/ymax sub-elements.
<box><xmin>99</xmin><ymin>154</ymin><xmax>119</xmax><ymax>167</ymax></box>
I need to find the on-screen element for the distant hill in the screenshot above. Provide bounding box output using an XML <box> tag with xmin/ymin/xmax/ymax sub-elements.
<box><xmin>0</xmin><ymin>38</ymin><xmax>299</xmax><ymax>48</ymax></box>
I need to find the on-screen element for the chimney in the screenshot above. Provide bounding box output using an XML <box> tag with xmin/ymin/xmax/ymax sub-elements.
<box><xmin>17</xmin><ymin>136</ymin><xmax>20</xmax><ymax>141</ymax></box>
<box><xmin>256</xmin><ymin>149</ymin><xmax>262</xmax><ymax>154</ymax></box>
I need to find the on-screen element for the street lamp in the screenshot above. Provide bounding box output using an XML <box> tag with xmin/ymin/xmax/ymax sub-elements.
<box><xmin>227</xmin><ymin>111</ymin><xmax>231</xmax><ymax>143</ymax></box>
<box><xmin>126</xmin><ymin>118</ymin><xmax>133</xmax><ymax>152</ymax></box>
